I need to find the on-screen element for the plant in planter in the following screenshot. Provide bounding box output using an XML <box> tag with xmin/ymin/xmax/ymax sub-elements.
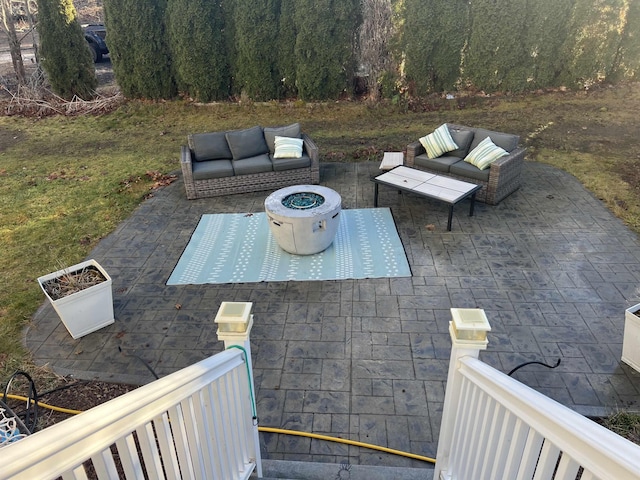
<box><xmin>622</xmin><ymin>303</ymin><xmax>640</xmax><ymax>373</ymax></box>
<box><xmin>38</xmin><ymin>259</ymin><xmax>114</xmax><ymax>339</ymax></box>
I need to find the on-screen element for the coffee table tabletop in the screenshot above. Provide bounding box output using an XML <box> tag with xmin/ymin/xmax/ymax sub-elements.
<box><xmin>372</xmin><ymin>165</ymin><xmax>482</xmax><ymax>231</ymax></box>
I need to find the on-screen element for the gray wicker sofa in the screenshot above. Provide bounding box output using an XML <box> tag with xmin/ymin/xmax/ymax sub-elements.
<box><xmin>180</xmin><ymin>123</ymin><xmax>319</xmax><ymax>199</ymax></box>
<box><xmin>406</xmin><ymin>123</ymin><xmax>525</xmax><ymax>205</ymax></box>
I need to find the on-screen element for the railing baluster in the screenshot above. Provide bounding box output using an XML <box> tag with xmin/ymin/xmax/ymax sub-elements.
<box><xmin>90</xmin><ymin>448</ymin><xmax>119</xmax><ymax>479</ymax></box>
<box><xmin>153</xmin><ymin>412</ymin><xmax>182</xmax><ymax>480</ymax></box>
<box><xmin>554</xmin><ymin>453</ymin><xmax>581</xmax><ymax>480</ymax></box>
<box><xmin>479</xmin><ymin>403</ymin><xmax>500</xmax><ymax>478</ymax></box>
<box><xmin>115</xmin><ymin>433</ymin><xmax>144</xmax><ymax>478</ymax></box>
<box><xmin>167</xmin><ymin>403</ymin><xmax>196</xmax><ymax>479</ymax></box>
<box><xmin>516</xmin><ymin>426</ymin><xmax>544</xmax><ymax>480</ymax></box>
<box><xmin>136</xmin><ymin>421</ymin><xmax>166</xmax><ymax>479</ymax></box>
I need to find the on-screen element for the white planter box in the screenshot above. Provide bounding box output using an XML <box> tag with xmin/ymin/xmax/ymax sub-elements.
<box><xmin>622</xmin><ymin>303</ymin><xmax>640</xmax><ymax>373</ymax></box>
<box><xmin>38</xmin><ymin>259</ymin><xmax>114</xmax><ymax>339</ymax></box>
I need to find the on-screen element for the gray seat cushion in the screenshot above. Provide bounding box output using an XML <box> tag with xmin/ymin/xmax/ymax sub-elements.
<box><xmin>192</xmin><ymin>159</ymin><xmax>234</xmax><ymax>180</ymax></box>
<box><xmin>232</xmin><ymin>153</ymin><xmax>273</xmax><ymax>175</ymax></box>
<box><xmin>188</xmin><ymin>132</ymin><xmax>232</xmax><ymax>161</ymax></box>
<box><xmin>415</xmin><ymin>154</ymin><xmax>463</xmax><ymax>173</ymax></box>
<box><xmin>449</xmin><ymin>160</ymin><xmax>490</xmax><ymax>182</ymax></box>
<box><xmin>469</xmin><ymin>128</ymin><xmax>519</xmax><ymax>152</ymax></box>
<box><xmin>263</xmin><ymin>123</ymin><xmax>301</xmax><ymax>154</ymax></box>
<box><xmin>271</xmin><ymin>154</ymin><xmax>311</xmax><ymax>171</ymax></box>
<box><xmin>225</xmin><ymin>126</ymin><xmax>269</xmax><ymax>160</ymax></box>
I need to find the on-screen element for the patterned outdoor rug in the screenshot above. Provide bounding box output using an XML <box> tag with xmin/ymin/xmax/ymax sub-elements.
<box><xmin>167</xmin><ymin>208</ymin><xmax>411</xmax><ymax>284</ymax></box>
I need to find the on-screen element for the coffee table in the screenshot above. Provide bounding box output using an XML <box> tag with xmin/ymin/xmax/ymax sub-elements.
<box><xmin>372</xmin><ymin>165</ymin><xmax>482</xmax><ymax>231</ymax></box>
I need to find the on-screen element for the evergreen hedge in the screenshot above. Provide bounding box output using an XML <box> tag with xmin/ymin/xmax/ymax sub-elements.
<box><xmin>96</xmin><ymin>0</ymin><xmax>639</xmax><ymax>101</ymax></box>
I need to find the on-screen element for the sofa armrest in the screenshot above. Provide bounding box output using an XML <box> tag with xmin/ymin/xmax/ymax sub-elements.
<box><xmin>302</xmin><ymin>134</ymin><xmax>319</xmax><ymax>165</ymax></box>
<box><xmin>489</xmin><ymin>146</ymin><xmax>526</xmax><ymax>173</ymax></box>
<box><xmin>302</xmin><ymin>133</ymin><xmax>320</xmax><ymax>183</ymax></box>
<box><xmin>406</xmin><ymin>141</ymin><xmax>425</xmax><ymax>167</ymax></box>
<box><xmin>486</xmin><ymin>146</ymin><xmax>526</xmax><ymax>205</ymax></box>
<box><xmin>180</xmin><ymin>145</ymin><xmax>197</xmax><ymax>200</ymax></box>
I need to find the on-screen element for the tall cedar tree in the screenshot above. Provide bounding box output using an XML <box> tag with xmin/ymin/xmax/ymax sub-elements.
<box><xmin>611</xmin><ymin>0</ymin><xmax>640</xmax><ymax>82</ymax></box>
<box><xmin>294</xmin><ymin>0</ymin><xmax>360</xmax><ymax>100</ymax></box>
<box><xmin>36</xmin><ymin>0</ymin><xmax>97</xmax><ymax>99</ymax></box>
<box><xmin>464</xmin><ymin>0</ymin><xmax>529</xmax><ymax>92</ymax></box>
<box><xmin>559</xmin><ymin>0</ymin><xmax>632</xmax><ymax>88</ymax></box>
<box><xmin>103</xmin><ymin>0</ymin><xmax>176</xmax><ymax>99</ymax></box>
<box><xmin>166</xmin><ymin>0</ymin><xmax>229</xmax><ymax>101</ymax></box>
<box><xmin>403</xmin><ymin>0</ymin><xmax>469</xmax><ymax>94</ymax></box>
<box><xmin>524</xmin><ymin>0</ymin><xmax>575</xmax><ymax>89</ymax></box>
<box><xmin>277</xmin><ymin>0</ymin><xmax>297</xmax><ymax>97</ymax></box>
<box><xmin>357</xmin><ymin>0</ymin><xmax>396</xmax><ymax>100</ymax></box>
<box><xmin>231</xmin><ymin>0</ymin><xmax>280</xmax><ymax>100</ymax></box>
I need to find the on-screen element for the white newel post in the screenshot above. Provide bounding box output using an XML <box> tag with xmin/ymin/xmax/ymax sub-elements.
<box><xmin>434</xmin><ymin>308</ymin><xmax>491</xmax><ymax>480</ymax></box>
<box><xmin>214</xmin><ymin>302</ymin><xmax>263</xmax><ymax>478</ymax></box>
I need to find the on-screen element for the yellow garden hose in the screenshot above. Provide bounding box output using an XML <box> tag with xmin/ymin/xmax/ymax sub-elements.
<box><xmin>5</xmin><ymin>394</ymin><xmax>436</xmax><ymax>464</ymax></box>
<box><xmin>4</xmin><ymin>394</ymin><xmax>83</xmax><ymax>416</ymax></box>
<box><xmin>259</xmin><ymin>426</ymin><xmax>435</xmax><ymax>463</ymax></box>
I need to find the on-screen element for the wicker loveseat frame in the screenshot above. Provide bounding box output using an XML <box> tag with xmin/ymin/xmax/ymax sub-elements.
<box><xmin>180</xmin><ymin>126</ymin><xmax>320</xmax><ymax>200</ymax></box>
<box><xmin>406</xmin><ymin>124</ymin><xmax>525</xmax><ymax>205</ymax></box>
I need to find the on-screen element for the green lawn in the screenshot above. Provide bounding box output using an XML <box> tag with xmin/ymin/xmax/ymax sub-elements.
<box><xmin>1</xmin><ymin>85</ymin><xmax>640</xmax><ymax>381</ymax></box>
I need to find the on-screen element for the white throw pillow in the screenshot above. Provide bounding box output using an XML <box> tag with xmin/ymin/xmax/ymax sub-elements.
<box><xmin>418</xmin><ymin>124</ymin><xmax>459</xmax><ymax>159</ymax></box>
<box><xmin>273</xmin><ymin>136</ymin><xmax>304</xmax><ymax>159</ymax></box>
<box><xmin>463</xmin><ymin>136</ymin><xmax>508</xmax><ymax>170</ymax></box>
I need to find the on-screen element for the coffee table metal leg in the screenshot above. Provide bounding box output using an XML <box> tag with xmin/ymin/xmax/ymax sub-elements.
<box><xmin>447</xmin><ymin>206</ymin><xmax>454</xmax><ymax>231</ymax></box>
<box><xmin>469</xmin><ymin>192</ymin><xmax>477</xmax><ymax>217</ymax></box>
<box><xmin>374</xmin><ymin>183</ymin><xmax>379</xmax><ymax>207</ymax></box>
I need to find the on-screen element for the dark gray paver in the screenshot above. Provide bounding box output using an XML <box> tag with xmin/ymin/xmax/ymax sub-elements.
<box><xmin>25</xmin><ymin>160</ymin><xmax>640</xmax><ymax>468</ymax></box>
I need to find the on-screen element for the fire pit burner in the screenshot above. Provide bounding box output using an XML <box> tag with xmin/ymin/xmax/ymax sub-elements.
<box><xmin>282</xmin><ymin>192</ymin><xmax>325</xmax><ymax>210</ymax></box>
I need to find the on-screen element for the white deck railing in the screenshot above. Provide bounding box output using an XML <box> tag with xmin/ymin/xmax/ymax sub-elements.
<box><xmin>0</xmin><ymin>348</ymin><xmax>262</xmax><ymax>480</ymax></box>
<box><xmin>435</xmin><ymin>310</ymin><xmax>640</xmax><ymax>480</ymax></box>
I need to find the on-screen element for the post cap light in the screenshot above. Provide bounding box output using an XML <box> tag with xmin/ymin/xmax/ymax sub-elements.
<box><xmin>450</xmin><ymin>308</ymin><xmax>491</xmax><ymax>349</ymax></box>
<box><xmin>214</xmin><ymin>302</ymin><xmax>253</xmax><ymax>340</ymax></box>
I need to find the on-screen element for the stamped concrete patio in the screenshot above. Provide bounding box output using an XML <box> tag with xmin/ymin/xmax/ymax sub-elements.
<box><xmin>25</xmin><ymin>160</ymin><xmax>640</xmax><ymax>468</ymax></box>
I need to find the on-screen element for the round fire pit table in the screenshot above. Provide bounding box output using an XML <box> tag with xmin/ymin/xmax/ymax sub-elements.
<box><xmin>264</xmin><ymin>185</ymin><xmax>342</xmax><ymax>255</ymax></box>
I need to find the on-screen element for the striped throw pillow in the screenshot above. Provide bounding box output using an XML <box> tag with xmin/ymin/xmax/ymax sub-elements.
<box><xmin>463</xmin><ymin>137</ymin><xmax>508</xmax><ymax>170</ymax></box>
<box><xmin>273</xmin><ymin>136</ymin><xmax>304</xmax><ymax>159</ymax></box>
<box><xmin>418</xmin><ymin>124</ymin><xmax>459</xmax><ymax>159</ymax></box>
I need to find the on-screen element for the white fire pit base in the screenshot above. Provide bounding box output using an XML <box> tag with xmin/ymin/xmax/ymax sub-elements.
<box><xmin>265</xmin><ymin>185</ymin><xmax>342</xmax><ymax>255</ymax></box>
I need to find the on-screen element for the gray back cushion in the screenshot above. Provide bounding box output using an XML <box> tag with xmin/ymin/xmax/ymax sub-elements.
<box><xmin>263</xmin><ymin>123</ymin><xmax>301</xmax><ymax>154</ymax></box>
<box><xmin>188</xmin><ymin>132</ymin><xmax>232</xmax><ymax>161</ymax></box>
<box><xmin>470</xmin><ymin>128</ymin><xmax>519</xmax><ymax>152</ymax></box>
<box><xmin>448</xmin><ymin>129</ymin><xmax>475</xmax><ymax>157</ymax></box>
<box><xmin>225</xmin><ymin>126</ymin><xmax>269</xmax><ymax>160</ymax></box>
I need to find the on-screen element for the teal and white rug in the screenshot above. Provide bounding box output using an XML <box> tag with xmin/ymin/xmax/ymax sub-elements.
<box><xmin>167</xmin><ymin>208</ymin><xmax>411</xmax><ymax>284</ymax></box>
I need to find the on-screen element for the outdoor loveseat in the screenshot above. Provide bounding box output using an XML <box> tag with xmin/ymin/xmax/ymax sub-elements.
<box><xmin>406</xmin><ymin>123</ymin><xmax>525</xmax><ymax>205</ymax></box>
<box><xmin>180</xmin><ymin>123</ymin><xmax>319</xmax><ymax>199</ymax></box>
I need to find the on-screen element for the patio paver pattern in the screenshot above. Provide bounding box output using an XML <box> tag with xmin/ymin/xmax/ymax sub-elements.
<box><xmin>26</xmin><ymin>161</ymin><xmax>640</xmax><ymax>468</ymax></box>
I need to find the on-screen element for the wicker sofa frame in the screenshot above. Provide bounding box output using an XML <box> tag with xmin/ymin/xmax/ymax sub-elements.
<box><xmin>406</xmin><ymin>124</ymin><xmax>526</xmax><ymax>205</ymax></box>
<box><xmin>180</xmin><ymin>133</ymin><xmax>320</xmax><ymax>200</ymax></box>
